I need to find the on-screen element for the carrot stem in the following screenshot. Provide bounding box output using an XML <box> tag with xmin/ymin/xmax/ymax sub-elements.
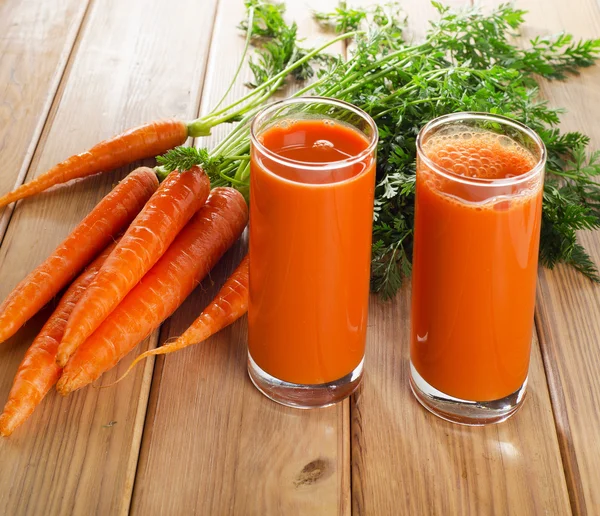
<box><xmin>210</xmin><ymin>6</ymin><xmax>255</xmax><ymax>113</ymax></box>
<box><xmin>185</xmin><ymin>31</ymin><xmax>359</xmax><ymax>138</ymax></box>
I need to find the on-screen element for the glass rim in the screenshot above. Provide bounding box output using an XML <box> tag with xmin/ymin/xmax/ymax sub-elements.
<box><xmin>416</xmin><ymin>112</ymin><xmax>546</xmax><ymax>187</ymax></box>
<box><xmin>250</xmin><ymin>96</ymin><xmax>379</xmax><ymax>172</ymax></box>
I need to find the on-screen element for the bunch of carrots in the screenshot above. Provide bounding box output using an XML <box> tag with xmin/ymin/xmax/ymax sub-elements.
<box><xmin>0</xmin><ymin>148</ymin><xmax>251</xmax><ymax>436</ymax></box>
<box><xmin>0</xmin><ymin>0</ymin><xmax>337</xmax><ymax>436</ymax></box>
<box><xmin>0</xmin><ymin>0</ymin><xmax>310</xmax><ymax>437</ymax></box>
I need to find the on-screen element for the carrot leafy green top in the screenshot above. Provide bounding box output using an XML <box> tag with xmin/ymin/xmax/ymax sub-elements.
<box><xmin>161</xmin><ymin>0</ymin><xmax>600</xmax><ymax>298</ymax></box>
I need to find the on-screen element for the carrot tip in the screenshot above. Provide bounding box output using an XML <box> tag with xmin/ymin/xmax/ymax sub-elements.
<box><xmin>56</xmin><ymin>376</ymin><xmax>76</xmax><ymax>396</ymax></box>
<box><xmin>0</xmin><ymin>416</ymin><xmax>13</xmax><ymax>437</ymax></box>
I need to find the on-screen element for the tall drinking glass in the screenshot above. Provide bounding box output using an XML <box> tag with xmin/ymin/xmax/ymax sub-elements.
<box><xmin>248</xmin><ymin>97</ymin><xmax>378</xmax><ymax>408</ymax></box>
<box><xmin>410</xmin><ymin>112</ymin><xmax>546</xmax><ymax>425</ymax></box>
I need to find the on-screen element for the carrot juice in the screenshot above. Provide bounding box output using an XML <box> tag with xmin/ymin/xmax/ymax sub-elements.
<box><xmin>248</xmin><ymin>98</ymin><xmax>377</xmax><ymax>408</ymax></box>
<box><xmin>410</xmin><ymin>113</ymin><xmax>545</xmax><ymax>425</ymax></box>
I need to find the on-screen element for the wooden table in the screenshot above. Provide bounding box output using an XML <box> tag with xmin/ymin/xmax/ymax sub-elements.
<box><xmin>0</xmin><ymin>0</ymin><xmax>599</xmax><ymax>514</ymax></box>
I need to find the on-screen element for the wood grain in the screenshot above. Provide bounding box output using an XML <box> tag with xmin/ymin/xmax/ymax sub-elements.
<box><xmin>352</xmin><ymin>292</ymin><xmax>571</xmax><ymax>515</ymax></box>
<box><xmin>350</xmin><ymin>1</ymin><xmax>571</xmax><ymax>515</ymax></box>
<box><xmin>1</xmin><ymin>0</ymin><xmax>598</xmax><ymax>514</ymax></box>
<box><xmin>0</xmin><ymin>0</ymin><xmax>90</xmax><ymax>237</ymax></box>
<box><xmin>500</xmin><ymin>0</ymin><xmax>600</xmax><ymax>513</ymax></box>
<box><xmin>0</xmin><ymin>0</ymin><xmax>219</xmax><ymax>513</ymax></box>
<box><xmin>131</xmin><ymin>1</ymin><xmax>350</xmax><ymax>514</ymax></box>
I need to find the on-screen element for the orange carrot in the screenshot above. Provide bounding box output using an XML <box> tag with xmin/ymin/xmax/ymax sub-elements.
<box><xmin>0</xmin><ymin>120</ymin><xmax>187</xmax><ymax>209</ymax></box>
<box><xmin>56</xmin><ymin>188</ymin><xmax>248</xmax><ymax>395</ymax></box>
<box><xmin>0</xmin><ymin>167</ymin><xmax>158</xmax><ymax>345</ymax></box>
<box><xmin>0</xmin><ymin>239</ymin><xmax>117</xmax><ymax>437</ymax></box>
<box><xmin>114</xmin><ymin>254</ymin><xmax>249</xmax><ymax>384</ymax></box>
<box><xmin>56</xmin><ymin>166</ymin><xmax>210</xmax><ymax>366</ymax></box>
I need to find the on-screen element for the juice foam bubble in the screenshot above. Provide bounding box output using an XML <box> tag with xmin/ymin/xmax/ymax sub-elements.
<box><xmin>420</xmin><ymin>130</ymin><xmax>542</xmax><ymax>209</ymax></box>
<box><xmin>423</xmin><ymin>131</ymin><xmax>538</xmax><ymax>180</ymax></box>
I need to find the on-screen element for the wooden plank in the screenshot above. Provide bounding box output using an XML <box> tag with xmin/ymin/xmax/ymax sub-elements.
<box><xmin>131</xmin><ymin>1</ymin><xmax>350</xmax><ymax>514</ymax></box>
<box><xmin>353</xmin><ymin>293</ymin><xmax>571</xmax><ymax>515</ymax></box>
<box><xmin>0</xmin><ymin>0</ymin><xmax>90</xmax><ymax>237</ymax></box>
<box><xmin>398</xmin><ymin>0</ymin><xmax>464</xmax><ymax>41</ymax></box>
<box><xmin>501</xmin><ymin>0</ymin><xmax>600</xmax><ymax>513</ymax></box>
<box><xmin>351</xmin><ymin>1</ymin><xmax>571</xmax><ymax>514</ymax></box>
<box><xmin>0</xmin><ymin>0</ymin><xmax>219</xmax><ymax>514</ymax></box>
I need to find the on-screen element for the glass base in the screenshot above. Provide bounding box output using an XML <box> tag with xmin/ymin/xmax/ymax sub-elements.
<box><xmin>409</xmin><ymin>362</ymin><xmax>527</xmax><ymax>426</ymax></box>
<box><xmin>248</xmin><ymin>354</ymin><xmax>363</xmax><ymax>409</ymax></box>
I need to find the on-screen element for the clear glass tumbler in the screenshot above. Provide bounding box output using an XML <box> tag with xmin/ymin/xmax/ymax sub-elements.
<box><xmin>410</xmin><ymin>112</ymin><xmax>546</xmax><ymax>425</ymax></box>
<box><xmin>248</xmin><ymin>97</ymin><xmax>378</xmax><ymax>408</ymax></box>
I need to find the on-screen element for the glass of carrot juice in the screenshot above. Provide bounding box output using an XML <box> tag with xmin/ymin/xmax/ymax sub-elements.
<box><xmin>410</xmin><ymin>112</ymin><xmax>546</xmax><ymax>425</ymax></box>
<box><xmin>248</xmin><ymin>97</ymin><xmax>378</xmax><ymax>408</ymax></box>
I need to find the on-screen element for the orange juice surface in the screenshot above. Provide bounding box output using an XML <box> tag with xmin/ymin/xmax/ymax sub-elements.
<box><xmin>249</xmin><ymin>119</ymin><xmax>375</xmax><ymax>385</ymax></box>
<box><xmin>411</xmin><ymin>131</ymin><xmax>543</xmax><ymax>401</ymax></box>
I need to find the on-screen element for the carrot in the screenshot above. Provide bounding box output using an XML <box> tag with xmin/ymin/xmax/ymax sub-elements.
<box><xmin>0</xmin><ymin>120</ymin><xmax>187</xmax><ymax>209</ymax></box>
<box><xmin>56</xmin><ymin>187</ymin><xmax>248</xmax><ymax>395</ymax></box>
<box><xmin>0</xmin><ymin>167</ymin><xmax>158</xmax><ymax>345</ymax></box>
<box><xmin>56</xmin><ymin>166</ymin><xmax>210</xmax><ymax>366</ymax></box>
<box><xmin>114</xmin><ymin>254</ymin><xmax>249</xmax><ymax>384</ymax></box>
<box><xmin>0</xmin><ymin>239</ymin><xmax>117</xmax><ymax>437</ymax></box>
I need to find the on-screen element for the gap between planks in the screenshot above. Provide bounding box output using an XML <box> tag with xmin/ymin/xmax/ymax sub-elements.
<box><xmin>534</xmin><ymin>312</ymin><xmax>587</xmax><ymax>516</ymax></box>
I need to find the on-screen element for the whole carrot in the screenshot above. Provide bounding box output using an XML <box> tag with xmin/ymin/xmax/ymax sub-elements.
<box><xmin>114</xmin><ymin>254</ymin><xmax>249</xmax><ymax>384</ymax></box>
<box><xmin>0</xmin><ymin>167</ymin><xmax>158</xmax><ymax>345</ymax></box>
<box><xmin>0</xmin><ymin>239</ymin><xmax>118</xmax><ymax>437</ymax></box>
<box><xmin>57</xmin><ymin>188</ymin><xmax>248</xmax><ymax>395</ymax></box>
<box><xmin>56</xmin><ymin>166</ymin><xmax>210</xmax><ymax>366</ymax></box>
<box><xmin>0</xmin><ymin>120</ymin><xmax>187</xmax><ymax>209</ymax></box>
